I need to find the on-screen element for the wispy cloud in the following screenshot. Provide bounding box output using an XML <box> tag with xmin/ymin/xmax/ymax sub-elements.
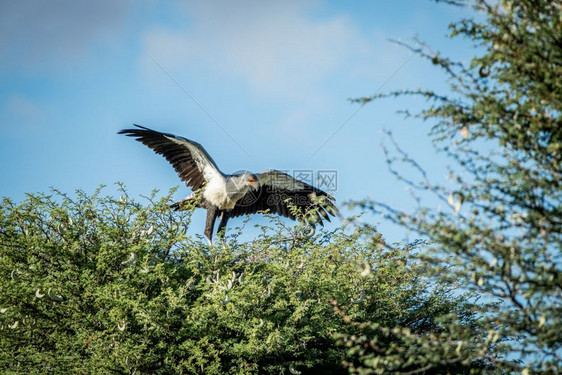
<box><xmin>142</xmin><ymin>0</ymin><xmax>384</xmax><ymax>100</ymax></box>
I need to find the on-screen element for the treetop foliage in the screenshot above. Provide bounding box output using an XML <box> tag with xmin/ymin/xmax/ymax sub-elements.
<box><xmin>352</xmin><ymin>0</ymin><xmax>561</xmax><ymax>372</ymax></box>
<box><xmin>0</xmin><ymin>187</ymin><xmax>492</xmax><ymax>374</ymax></box>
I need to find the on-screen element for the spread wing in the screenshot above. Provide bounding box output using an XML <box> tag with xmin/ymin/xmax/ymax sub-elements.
<box><xmin>118</xmin><ymin>124</ymin><xmax>223</xmax><ymax>190</ymax></box>
<box><xmin>229</xmin><ymin>169</ymin><xmax>338</xmax><ymax>225</ymax></box>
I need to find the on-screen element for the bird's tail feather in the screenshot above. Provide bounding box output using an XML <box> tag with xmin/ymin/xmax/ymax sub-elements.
<box><xmin>170</xmin><ymin>193</ymin><xmax>209</xmax><ymax>211</ymax></box>
<box><xmin>170</xmin><ymin>200</ymin><xmax>185</xmax><ymax>211</ymax></box>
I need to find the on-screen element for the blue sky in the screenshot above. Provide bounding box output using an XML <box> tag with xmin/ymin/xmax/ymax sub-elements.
<box><xmin>0</xmin><ymin>1</ymin><xmax>476</xmax><ymax>242</ymax></box>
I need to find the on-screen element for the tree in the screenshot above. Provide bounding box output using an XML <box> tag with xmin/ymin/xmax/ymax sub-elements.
<box><xmin>0</xmin><ymin>187</ymin><xmax>491</xmax><ymax>374</ymax></box>
<box><xmin>352</xmin><ymin>0</ymin><xmax>561</xmax><ymax>372</ymax></box>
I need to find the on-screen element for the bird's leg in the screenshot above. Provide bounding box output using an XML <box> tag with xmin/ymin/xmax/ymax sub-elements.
<box><xmin>217</xmin><ymin>211</ymin><xmax>230</xmax><ymax>240</ymax></box>
<box><xmin>205</xmin><ymin>206</ymin><xmax>218</xmax><ymax>245</ymax></box>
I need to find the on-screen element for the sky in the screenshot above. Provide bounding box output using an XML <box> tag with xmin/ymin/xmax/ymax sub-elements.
<box><xmin>0</xmin><ymin>0</ymin><xmax>477</xmax><ymax>242</ymax></box>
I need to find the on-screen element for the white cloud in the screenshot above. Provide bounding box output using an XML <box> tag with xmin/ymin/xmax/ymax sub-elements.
<box><xmin>142</xmin><ymin>0</ymin><xmax>383</xmax><ymax>99</ymax></box>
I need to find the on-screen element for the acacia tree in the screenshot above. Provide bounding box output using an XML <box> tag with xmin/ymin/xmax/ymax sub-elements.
<box><xmin>351</xmin><ymin>0</ymin><xmax>561</xmax><ymax>373</ymax></box>
<box><xmin>0</xmin><ymin>187</ymin><xmax>491</xmax><ymax>374</ymax></box>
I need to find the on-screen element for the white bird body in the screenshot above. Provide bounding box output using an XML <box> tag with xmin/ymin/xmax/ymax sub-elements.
<box><xmin>203</xmin><ymin>175</ymin><xmax>235</xmax><ymax>210</ymax></box>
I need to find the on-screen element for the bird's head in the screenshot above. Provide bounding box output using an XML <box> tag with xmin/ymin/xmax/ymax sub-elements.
<box><xmin>244</xmin><ymin>173</ymin><xmax>259</xmax><ymax>191</ymax></box>
<box><xmin>228</xmin><ymin>171</ymin><xmax>259</xmax><ymax>195</ymax></box>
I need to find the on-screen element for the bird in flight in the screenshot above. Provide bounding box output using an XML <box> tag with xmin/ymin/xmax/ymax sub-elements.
<box><xmin>119</xmin><ymin>125</ymin><xmax>338</xmax><ymax>243</ymax></box>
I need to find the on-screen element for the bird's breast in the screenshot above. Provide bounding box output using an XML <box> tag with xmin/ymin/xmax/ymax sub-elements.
<box><xmin>202</xmin><ymin>178</ymin><xmax>237</xmax><ymax>210</ymax></box>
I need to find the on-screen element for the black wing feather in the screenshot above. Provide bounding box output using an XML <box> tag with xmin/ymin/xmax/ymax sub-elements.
<box><xmin>118</xmin><ymin>124</ymin><xmax>222</xmax><ymax>191</ymax></box>
<box><xmin>229</xmin><ymin>170</ymin><xmax>337</xmax><ymax>226</ymax></box>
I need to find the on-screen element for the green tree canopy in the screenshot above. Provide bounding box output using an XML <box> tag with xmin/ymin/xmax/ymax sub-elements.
<box><xmin>0</xmin><ymin>187</ymin><xmax>491</xmax><ymax>374</ymax></box>
<box><xmin>352</xmin><ymin>0</ymin><xmax>561</xmax><ymax>372</ymax></box>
